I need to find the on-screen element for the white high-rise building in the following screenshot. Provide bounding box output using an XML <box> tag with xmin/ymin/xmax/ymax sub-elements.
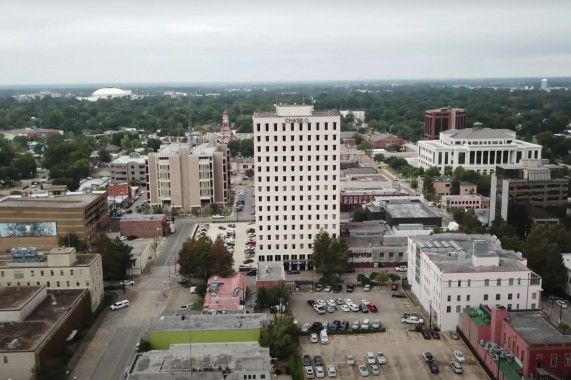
<box><xmin>253</xmin><ymin>105</ymin><xmax>340</xmax><ymax>270</ymax></box>
<box><xmin>541</xmin><ymin>78</ymin><xmax>548</xmax><ymax>90</ymax></box>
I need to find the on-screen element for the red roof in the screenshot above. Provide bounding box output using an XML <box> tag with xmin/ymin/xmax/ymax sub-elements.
<box><xmin>203</xmin><ymin>273</ymin><xmax>247</xmax><ymax>311</ymax></box>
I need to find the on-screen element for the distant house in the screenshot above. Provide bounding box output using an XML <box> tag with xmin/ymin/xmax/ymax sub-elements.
<box><xmin>369</xmin><ymin>133</ymin><xmax>405</xmax><ymax>149</ymax></box>
<box><xmin>105</xmin><ymin>144</ymin><xmax>122</xmax><ymax>154</ymax></box>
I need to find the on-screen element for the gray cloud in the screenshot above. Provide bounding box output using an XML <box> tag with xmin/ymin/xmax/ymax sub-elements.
<box><xmin>0</xmin><ymin>0</ymin><xmax>569</xmax><ymax>85</ymax></box>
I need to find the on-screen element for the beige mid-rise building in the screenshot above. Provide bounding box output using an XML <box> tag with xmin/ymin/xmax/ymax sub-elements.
<box><xmin>147</xmin><ymin>142</ymin><xmax>230</xmax><ymax>213</ymax></box>
<box><xmin>0</xmin><ymin>246</ymin><xmax>103</xmax><ymax>311</ymax></box>
<box><xmin>108</xmin><ymin>153</ymin><xmax>148</xmax><ymax>186</ymax></box>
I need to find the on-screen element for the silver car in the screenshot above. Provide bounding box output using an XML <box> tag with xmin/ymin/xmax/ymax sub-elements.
<box><xmin>346</xmin><ymin>353</ymin><xmax>355</xmax><ymax>366</ymax></box>
<box><xmin>358</xmin><ymin>364</ymin><xmax>369</xmax><ymax>377</ymax></box>
<box><xmin>450</xmin><ymin>361</ymin><xmax>463</xmax><ymax>374</ymax></box>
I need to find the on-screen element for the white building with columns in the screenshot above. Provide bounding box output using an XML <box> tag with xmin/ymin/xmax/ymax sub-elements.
<box><xmin>417</xmin><ymin>127</ymin><xmax>542</xmax><ymax>175</ymax></box>
<box><xmin>253</xmin><ymin>105</ymin><xmax>340</xmax><ymax>270</ymax></box>
<box><xmin>407</xmin><ymin>233</ymin><xmax>542</xmax><ymax>331</ymax></box>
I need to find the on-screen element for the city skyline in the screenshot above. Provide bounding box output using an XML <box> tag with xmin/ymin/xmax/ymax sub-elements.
<box><xmin>1</xmin><ymin>0</ymin><xmax>570</xmax><ymax>85</ymax></box>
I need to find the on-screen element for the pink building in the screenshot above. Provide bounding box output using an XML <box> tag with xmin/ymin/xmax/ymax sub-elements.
<box><xmin>461</xmin><ymin>305</ymin><xmax>571</xmax><ymax>379</ymax></box>
<box><xmin>217</xmin><ymin>110</ymin><xmax>238</xmax><ymax>144</ymax></box>
<box><xmin>203</xmin><ymin>273</ymin><xmax>247</xmax><ymax>311</ymax></box>
<box><xmin>441</xmin><ymin>194</ymin><xmax>483</xmax><ymax>210</ymax></box>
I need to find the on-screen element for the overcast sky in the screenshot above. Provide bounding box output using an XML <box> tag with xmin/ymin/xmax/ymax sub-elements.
<box><xmin>1</xmin><ymin>0</ymin><xmax>570</xmax><ymax>85</ymax></box>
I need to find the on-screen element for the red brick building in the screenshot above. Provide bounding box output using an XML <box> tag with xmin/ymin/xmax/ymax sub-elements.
<box><xmin>107</xmin><ymin>183</ymin><xmax>130</xmax><ymax>198</ymax></box>
<box><xmin>461</xmin><ymin>305</ymin><xmax>571</xmax><ymax>379</ymax></box>
<box><xmin>369</xmin><ymin>133</ymin><xmax>405</xmax><ymax>149</ymax></box>
<box><xmin>343</xmin><ymin>138</ymin><xmax>356</xmax><ymax>147</ymax></box>
<box><xmin>424</xmin><ymin>106</ymin><xmax>467</xmax><ymax>140</ymax></box>
<box><xmin>340</xmin><ymin>189</ymin><xmax>408</xmax><ymax>212</ymax></box>
<box><xmin>119</xmin><ymin>214</ymin><xmax>168</xmax><ymax>238</ymax></box>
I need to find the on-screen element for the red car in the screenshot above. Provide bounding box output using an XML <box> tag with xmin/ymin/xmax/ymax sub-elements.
<box><xmin>246</xmin><ymin>241</ymin><xmax>256</xmax><ymax>246</ymax></box>
<box><xmin>367</xmin><ymin>303</ymin><xmax>378</xmax><ymax>312</ymax></box>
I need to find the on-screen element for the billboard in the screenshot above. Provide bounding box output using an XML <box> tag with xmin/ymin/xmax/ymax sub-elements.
<box><xmin>0</xmin><ymin>222</ymin><xmax>58</xmax><ymax>238</ymax></box>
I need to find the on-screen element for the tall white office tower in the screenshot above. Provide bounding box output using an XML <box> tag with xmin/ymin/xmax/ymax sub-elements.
<box><xmin>541</xmin><ymin>78</ymin><xmax>548</xmax><ymax>90</ymax></box>
<box><xmin>252</xmin><ymin>105</ymin><xmax>341</xmax><ymax>271</ymax></box>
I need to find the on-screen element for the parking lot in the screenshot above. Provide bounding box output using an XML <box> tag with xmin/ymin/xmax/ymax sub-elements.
<box><xmin>290</xmin><ymin>282</ymin><xmax>487</xmax><ymax>379</ymax></box>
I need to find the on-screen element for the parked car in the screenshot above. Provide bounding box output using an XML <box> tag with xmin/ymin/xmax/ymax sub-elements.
<box><xmin>326</xmin><ymin>364</ymin><xmax>337</xmax><ymax>377</ymax></box>
<box><xmin>427</xmin><ymin>361</ymin><xmax>439</xmax><ymax>374</ymax></box>
<box><xmin>430</xmin><ymin>330</ymin><xmax>440</xmax><ymax>339</ymax></box>
<box><xmin>303</xmin><ymin>355</ymin><xmax>312</xmax><ymax>366</ymax></box>
<box><xmin>110</xmin><ymin>300</ymin><xmax>130</xmax><ymax>311</ymax></box>
<box><xmin>376</xmin><ymin>352</ymin><xmax>387</xmax><ymax>364</ymax></box>
<box><xmin>212</xmin><ymin>214</ymin><xmax>225</xmax><ymax>219</ymax></box>
<box><xmin>304</xmin><ymin>366</ymin><xmax>315</xmax><ymax>379</ymax></box>
<box><xmin>358</xmin><ymin>364</ymin><xmax>369</xmax><ymax>377</ymax></box>
<box><xmin>243</xmin><ymin>259</ymin><xmax>254</xmax><ymax>264</ymax></box>
<box><xmin>395</xmin><ymin>266</ymin><xmax>408</xmax><ymax>272</ymax></box>
<box><xmin>178</xmin><ymin>279</ymin><xmax>191</xmax><ymax>287</ymax></box>
<box><xmin>422</xmin><ymin>352</ymin><xmax>434</xmax><ymax>362</ymax></box>
<box><xmin>372</xmin><ymin>319</ymin><xmax>381</xmax><ymax>329</ymax></box>
<box><xmin>392</xmin><ymin>291</ymin><xmax>406</xmax><ymax>298</ymax></box>
<box><xmin>315</xmin><ymin>366</ymin><xmax>325</xmax><ymax>378</ymax></box>
<box><xmin>367</xmin><ymin>303</ymin><xmax>378</xmax><ymax>312</ymax></box>
<box><xmin>366</xmin><ymin>352</ymin><xmax>376</xmax><ymax>365</ymax></box>
<box><xmin>315</xmin><ymin>284</ymin><xmax>323</xmax><ymax>292</ymax></box>
<box><xmin>310</xmin><ymin>333</ymin><xmax>318</xmax><ymax>343</ymax></box>
<box><xmin>450</xmin><ymin>330</ymin><xmax>460</xmax><ymax>340</ymax></box>
<box><xmin>120</xmin><ymin>280</ymin><xmax>135</xmax><ymax>286</ymax></box>
<box><xmin>307</xmin><ymin>300</ymin><xmax>316</xmax><ymax>307</ymax></box>
<box><xmin>369</xmin><ymin>364</ymin><xmax>380</xmax><ymax>375</ymax></box>
<box><xmin>287</xmin><ymin>270</ymin><xmax>300</xmax><ymax>275</ymax></box>
<box><xmin>333</xmin><ymin>284</ymin><xmax>343</xmax><ymax>293</ymax></box>
<box><xmin>340</xmin><ymin>305</ymin><xmax>350</xmax><ymax>312</ymax></box>
<box><xmin>346</xmin><ymin>283</ymin><xmax>354</xmax><ymax>292</ymax></box>
<box><xmin>421</xmin><ymin>330</ymin><xmax>431</xmax><ymax>340</ymax></box>
<box><xmin>449</xmin><ymin>360</ymin><xmax>463</xmax><ymax>374</ymax></box>
<box><xmin>301</xmin><ymin>323</ymin><xmax>311</xmax><ymax>332</ymax></box>
<box><xmin>346</xmin><ymin>353</ymin><xmax>355</xmax><ymax>366</ymax></box>
<box><xmin>454</xmin><ymin>350</ymin><xmax>466</xmax><ymax>363</ymax></box>
<box><xmin>324</xmin><ymin>285</ymin><xmax>332</xmax><ymax>292</ymax></box>
<box><xmin>314</xmin><ymin>356</ymin><xmax>324</xmax><ymax>367</ymax></box>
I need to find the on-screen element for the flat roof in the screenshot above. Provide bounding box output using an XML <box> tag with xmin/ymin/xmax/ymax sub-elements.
<box><xmin>343</xmin><ymin>167</ymin><xmax>377</xmax><ymax>175</ymax></box>
<box><xmin>344</xmin><ymin>236</ymin><xmax>384</xmax><ymax>248</ymax></box>
<box><xmin>0</xmin><ymin>289</ymin><xmax>87</xmax><ymax>352</ymax></box>
<box><xmin>412</xmin><ymin>234</ymin><xmax>531</xmax><ymax>274</ymax></box>
<box><xmin>508</xmin><ymin>310</ymin><xmax>571</xmax><ymax>345</ymax></box>
<box><xmin>256</xmin><ymin>262</ymin><xmax>285</xmax><ymax>282</ymax></box>
<box><xmin>441</xmin><ymin>127</ymin><xmax>515</xmax><ymax>139</ymax></box>
<box><xmin>148</xmin><ymin>313</ymin><xmax>267</xmax><ymax>333</ymax></box>
<box><xmin>120</xmin><ymin>214</ymin><xmax>167</xmax><ymax>222</ymax></box>
<box><xmin>0</xmin><ymin>286</ymin><xmax>45</xmax><ymax>310</ymax></box>
<box><xmin>384</xmin><ymin>202</ymin><xmax>440</xmax><ymax>219</ymax></box>
<box><xmin>111</xmin><ymin>155</ymin><xmax>147</xmax><ymax>165</ymax></box>
<box><xmin>0</xmin><ymin>253</ymin><xmax>99</xmax><ymax>268</ymax></box>
<box><xmin>254</xmin><ymin>110</ymin><xmax>336</xmax><ymax>118</ymax></box>
<box><xmin>0</xmin><ymin>194</ymin><xmax>102</xmax><ymax>209</ymax></box>
<box><xmin>129</xmin><ymin>343</ymin><xmax>271</xmax><ymax>379</ymax></box>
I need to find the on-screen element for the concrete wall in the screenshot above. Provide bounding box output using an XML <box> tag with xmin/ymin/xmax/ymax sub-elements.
<box><xmin>0</xmin><ymin>351</ymin><xmax>36</xmax><ymax>380</ymax></box>
<box><xmin>149</xmin><ymin>329</ymin><xmax>260</xmax><ymax>350</ymax></box>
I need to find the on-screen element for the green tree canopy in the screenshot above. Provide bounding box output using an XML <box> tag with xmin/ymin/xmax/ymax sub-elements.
<box><xmin>258</xmin><ymin>312</ymin><xmax>299</xmax><ymax>359</ymax></box>
<box><xmin>311</xmin><ymin>231</ymin><xmax>349</xmax><ymax>283</ymax></box>
<box><xmin>458</xmin><ymin>209</ymin><xmax>484</xmax><ymax>234</ymax></box>
<box><xmin>351</xmin><ymin>209</ymin><xmax>369</xmax><ymax>222</ymax></box>
<box><xmin>178</xmin><ymin>236</ymin><xmax>234</xmax><ymax>280</ymax></box>
<box><xmin>91</xmin><ymin>232</ymin><xmax>134</xmax><ymax>280</ymax></box>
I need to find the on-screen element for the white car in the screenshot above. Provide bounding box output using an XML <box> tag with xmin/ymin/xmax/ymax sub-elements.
<box><xmin>212</xmin><ymin>214</ymin><xmax>225</xmax><ymax>219</ymax></box>
<box><xmin>395</xmin><ymin>266</ymin><xmax>408</xmax><ymax>272</ymax></box>
<box><xmin>324</xmin><ymin>286</ymin><xmax>332</xmax><ymax>292</ymax></box>
<box><xmin>376</xmin><ymin>352</ymin><xmax>387</xmax><ymax>364</ymax></box>
<box><xmin>366</xmin><ymin>352</ymin><xmax>376</xmax><ymax>365</ymax></box>
<box><xmin>346</xmin><ymin>353</ymin><xmax>355</xmax><ymax>366</ymax></box>
<box><xmin>358</xmin><ymin>364</ymin><xmax>369</xmax><ymax>377</ymax></box>
<box><xmin>556</xmin><ymin>300</ymin><xmax>568</xmax><ymax>309</ymax></box>
<box><xmin>454</xmin><ymin>350</ymin><xmax>466</xmax><ymax>363</ymax></box>
<box><xmin>310</xmin><ymin>333</ymin><xmax>318</xmax><ymax>343</ymax></box>
<box><xmin>304</xmin><ymin>366</ymin><xmax>314</xmax><ymax>378</ymax></box>
<box><xmin>336</xmin><ymin>298</ymin><xmax>344</xmax><ymax>305</ymax></box>
<box><xmin>369</xmin><ymin>364</ymin><xmax>380</xmax><ymax>375</ymax></box>
<box><xmin>120</xmin><ymin>280</ymin><xmax>134</xmax><ymax>286</ymax></box>
<box><xmin>301</xmin><ymin>323</ymin><xmax>311</xmax><ymax>332</ymax></box>
<box><xmin>344</xmin><ymin>298</ymin><xmax>353</xmax><ymax>305</ymax></box>
<box><xmin>361</xmin><ymin>299</ymin><xmax>370</xmax><ymax>305</ymax></box>
<box><xmin>315</xmin><ymin>366</ymin><xmax>325</xmax><ymax>378</ymax></box>
<box><xmin>349</xmin><ymin>304</ymin><xmax>360</xmax><ymax>312</ymax></box>
<box><xmin>340</xmin><ymin>305</ymin><xmax>350</xmax><ymax>312</ymax></box>
<box><xmin>327</xmin><ymin>299</ymin><xmax>336</xmax><ymax>307</ymax></box>
<box><xmin>316</xmin><ymin>299</ymin><xmax>326</xmax><ymax>306</ymax></box>
<box><xmin>326</xmin><ymin>364</ymin><xmax>337</xmax><ymax>377</ymax></box>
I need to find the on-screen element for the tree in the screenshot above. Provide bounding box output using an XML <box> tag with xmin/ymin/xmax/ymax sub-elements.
<box><xmin>425</xmin><ymin>166</ymin><xmax>440</xmax><ymax>178</ymax></box>
<box><xmin>357</xmin><ymin>141</ymin><xmax>374</xmax><ymax>156</ymax></box>
<box><xmin>351</xmin><ymin>209</ymin><xmax>368</xmax><ymax>222</ymax></box>
<box><xmin>459</xmin><ymin>209</ymin><xmax>484</xmax><ymax>234</ymax></box>
<box><xmin>12</xmin><ymin>153</ymin><xmax>37</xmax><ymax>179</ymax></box>
<box><xmin>370</xmin><ymin>271</ymin><xmax>389</xmax><ymax>285</ymax></box>
<box><xmin>311</xmin><ymin>231</ymin><xmax>349</xmax><ymax>283</ymax></box>
<box><xmin>227</xmin><ymin>140</ymin><xmax>240</xmax><ymax>157</ymax></box>
<box><xmin>356</xmin><ymin>273</ymin><xmax>372</xmax><ymax>286</ymax></box>
<box><xmin>443</xmin><ymin>166</ymin><xmax>454</xmax><ymax>177</ymax></box>
<box><xmin>267</xmin><ymin>282</ymin><xmax>290</xmax><ymax>306</ymax></box>
<box><xmin>92</xmin><ymin>233</ymin><xmax>134</xmax><ymax>280</ymax></box>
<box><xmin>256</xmin><ymin>286</ymin><xmax>269</xmax><ymax>308</ymax></box>
<box><xmin>245</xmin><ymin>168</ymin><xmax>254</xmax><ymax>178</ymax></box>
<box><xmin>239</xmin><ymin>138</ymin><xmax>254</xmax><ymax>157</ymax></box>
<box><xmin>178</xmin><ymin>236</ymin><xmax>234</xmax><ymax>281</ymax></box>
<box><xmin>209</xmin><ymin>203</ymin><xmax>221</xmax><ymax>216</ymax></box>
<box><xmin>259</xmin><ymin>312</ymin><xmax>300</xmax><ymax>359</ymax></box>
<box><xmin>522</xmin><ymin>224</ymin><xmax>570</xmax><ymax>293</ymax></box>
<box><xmin>388</xmin><ymin>273</ymin><xmax>401</xmax><ymax>283</ymax></box>
<box><xmin>450</xmin><ymin>178</ymin><xmax>460</xmax><ymax>195</ymax></box>
<box><xmin>58</xmin><ymin>233</ymin><xmax>87</xmax><ymax>251</ymax></box>
<box><xmin>489</xmin><ymin>217</ymin><xmax>522</xmax><ymax>251</ymax></box>
<box><xmin>146</xmin><ymin>138</ymin><xmax>162</xmax><ymax>152</ymax></box>
<box><xmin>98</xmin><ymin>148</ymin><xmax>112</xmax><ymax>163</ymax></box>
<box><xmin>352</xmin><ymin>133</ymin><xmax>364</xmax><ymax>145</ymax></box>
<box><xmin>373</xmin><ymin>153</ymin><xmax>385</xmax><ymax>162</ymax></box>
<box><xmin>421</xmin><ymin>176</ymin><xmax>436</xmax><ymax>200</ymax></box>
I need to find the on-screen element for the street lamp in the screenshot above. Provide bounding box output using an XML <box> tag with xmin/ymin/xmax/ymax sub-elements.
<box><xmin>233</xmin><ymin>287</ymin><xmax>246</xmax><ymax>312</ymax></box>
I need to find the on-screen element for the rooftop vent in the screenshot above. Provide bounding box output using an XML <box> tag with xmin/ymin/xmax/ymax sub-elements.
<box><xmin>8</xmin><ymin>339</ymin><xmax>20</xmax><ymax>348</ymax></box>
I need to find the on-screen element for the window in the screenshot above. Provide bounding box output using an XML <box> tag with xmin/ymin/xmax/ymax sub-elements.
<box><xmin>457</xmin><ymin>295</ymin><xmax>461</xmax><ymax>301</ymax></box>
<box><xmin>458</xmin><ymin>280</ymin><xmax>461</xmax><ymax>287</ymax></box>
<box><xmin>3</xmin><ymin>355</ymin><xmax>7</xmax><ymax>363</ymax></box>
<box><xmin>532</xmin><ymin>292</ymin><xmax>537</xmax><ymax>299</ymax></box>
<box><xmin>467</xmin><ymin>279</ymin><xmax>471</xmax><ymax>287</ymax></box>
<box><xmin>447</xmin><ymin>306</ymin><xmax>451</xmax><ymax>313</ymax></box>
<box><xmin>497</xmin><ymin>278</ymin><xmax>501</xmax><ymax>286</ymax></box>
<box><xmin>484</xmin><ymin>294</ymin><xmax>488</xmax><ymax>301</ymax></box>
<box><xmin>508</xmin><ymin>294</ymin><xmax>512</xmax><ymax>300</ymax></box>
<box><xmin>509</xmin><ymin>278</ymin><xmax>514</xmax><ymax>286</ymax></box>
<box><xmin>484</xmin><ymin>279</ymin><xmax>489</xmax><ymax>286</ymax></box>
<box><xmin>565</xmin><ymin>353</ymin><xmax>570</xmax><ymax>366</ymax></box>
<box><xmin>447</xmin><ymin>295</ymin><xmax>451</xmax><ymax>302</ymax></box>
<box><xmin>448</xmin><ymin>280</ymin><xmax>452</xmax><ymax>287</ymax></box>
<box><xmin>551</xmin><ymin>354</ymin><xmax>557</xmax><ymax>367</ymax></box>
<box><xmin>467</xmin><ymin>295</ymin><xmax>470</xmax><ymax>301</ymax></box>
<box><xmin>496</xmin><ymin>294</ymin><xmax>501</xmax><ymax>300</ymax></box>
<box><xmin>456</xmin><ymin>305</ymin><xmax>461</xmax><ymax>313</ymax></box>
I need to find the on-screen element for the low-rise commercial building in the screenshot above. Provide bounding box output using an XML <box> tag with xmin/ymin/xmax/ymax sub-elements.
<box><xmin>108</xmin><ymin>153</ymin><xmax>148</xmax><ymax>186</ymax></box>
<box><xmin>381</xmin><ymin>199</ymin><xmax>442</xmax><ymax>227</ymax></box>
<box><xmin>418</xmin><ymin>127</ymin><xmax>542</xmax><ymax>175</ymax></box>
<box><xmin>425</xmin><ymin>178</ymin><xmax>477</xmax><ymax>197</ymax></box>
<box><xmin>407</xmin><ymin>234</ymin><xmax>542</xmax><ymax>331</ymax></box>
<box><xmin>119</xmin><ymin>214</ymin><xmax>168</xmax><ymax>239</ymax></box>
<box><xmin>340</xmin><ymin>188</ymin><xmax>407</xmax><ymax>212</ymax></box>
<box><xmin>441</xmin><ymin>194</ymin><xmax>484</xmax><ymax>210</ymax></box>
<box><xmin>461</xmin><ymin>305</ymin><xmax>571</xmax><ymax>380</ymax></box>
<box><xmin>0</xmin><ymin>194</ymin><xmax>110</xmax><ymax>251</ymax></box>
<box><xmin>0</xmin><ymin>287</ymin><xmax>91</xmax><ymax>380</ymax></box>
<box><xmin>490</xmin><ymin>159</ymin><xmax>568</xmax><ymax>223</ymax></box>
<box><xmin>0</xmin><ymin>246</ymin><xmax>104</xmax><ymax>311</ymax></box>
<box><xmin>369</xmin><ymin>133</ymin><xmax>405</xmax><ymax>149</ymax></box>
<box><xmin>256</xmin><ymin>262</ymin><xmax>285</xmax><ymax>290</ymax></box>
<box><xmin>128</xmin><ymin>343</ymin><xmax>272</xmax><ymax>380</ymax></box>
<box><xmin>148</xmin><ymin>313</ymin><xmax>268</xmax><ymax>350</ymax></box>
<box><xmin>203</xmin><ymin>274</ymin><xmax>247</xmax><ymax>312</ymax></box>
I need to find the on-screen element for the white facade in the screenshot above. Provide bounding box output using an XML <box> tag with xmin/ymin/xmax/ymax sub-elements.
<box><xmin>541</xmin><ymin>78</ymin><xmax>548</xmax><ymax>90</ymax></box>
<box><xmin>407</xmin><ymin>233</ymin><xmax>542</xmax><ymax>331</ymax></box>
<box><xmin>109</xmin><ymin>153</ymin><xmax>148</xmax><ymax>186</ymax></box>
<box><xmin>563</xmin><ymin>253</ymin><xmax>571</xmax><ymax>296</ymax></box>
<box><xmin>253</xmin><ymin>105</ymin><xmax>340</xmax><ymax>269</ymax></box>
<box><xmin>417</xmin><ymin>128</ymin><xmax>542</xmax><ymax>175</ymax></box>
